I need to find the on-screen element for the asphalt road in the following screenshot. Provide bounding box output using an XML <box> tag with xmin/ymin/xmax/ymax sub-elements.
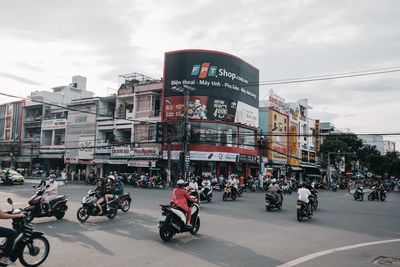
<box><xmin>0</xmin><ymin>182</ymin><xmax>399</xmax><ymax>267</ymax></box>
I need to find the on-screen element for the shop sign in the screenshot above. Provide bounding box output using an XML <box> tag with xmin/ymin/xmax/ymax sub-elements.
<box><xmin>189</xmin><ymin>151</ymin><xmax>238</xmax><ymax>162</ymax></box>
<box><xmin>131</xmin><ymin>148</ymin><xmax>160</xmax><ymax>159</ymax></box>
<box><xmin>110</xmin><ymin>146</ymin><xmax>131</xmax><ymax>158</ymax></box>
<box><xmin>42</xmin><ymin>119</ymin><xmax>67</xmax><ymax>129</ymax></box>
<box><xmin>238</xmin><ymin>154</ymin><xmax>258</xmax><ymax>164</ymax></box>
<box><xmin>128</xmin><ymin>160</ymin><xmax>155</xmax><ymax>167</ymax></box>
<box><xmin>64</xmin><ymin>157</ymin><xmax>78</xmax><ymax>164</ymax></box>
<box><xmin>79</xmin><ymin>136</ymin><xmax>94</xmax><ymax>159</ymax></box>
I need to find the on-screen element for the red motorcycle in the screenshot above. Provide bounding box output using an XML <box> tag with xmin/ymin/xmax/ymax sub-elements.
<box><xmin>24</xmin><ymin>186</ymin><xmax>68</xmax><ymax>222</ymax></box>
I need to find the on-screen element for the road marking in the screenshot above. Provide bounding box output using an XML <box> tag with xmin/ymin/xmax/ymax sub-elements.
<box><xmin>276</xmin><ymin>239</ymin><xmax>400</xmax><ymax>267</ymax></box>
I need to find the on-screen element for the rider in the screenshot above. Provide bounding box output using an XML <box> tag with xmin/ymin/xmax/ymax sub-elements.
<box><xmin>297</xmin><ymin>183</ymin><xmax>312</xmax><ymax>215</ymax></box>
<box><xmin>0</xmin><ymin>208</ymin><xmax>25</xmax><ymax>265</ymax></box>
<box><xmin>94</xmin><ymin>178</ymin><xmax>108</xmax><ymax>214</ymax></box>
<box><xmin>114</xmin><ymin>176</ymin><xmax>124</xmax><ymax>196</ymax></box>
<box><xmin>170</xmin><ymin>179</ymin><xmax>196</xmax><ymax>228</ymax></box>
<box><xmin>268</xmin><ymin>178</ymin><xmax>282</xmax><ymax>203</ymax></box>
<box><xmin>103</xmin><ymin>175</ymin><xmax>116</xmax><ymax>211</ymax></box>
<box><xmin>188</xmin><ymin>177</ymin><xmax>199</xmax><ymax>198</ymax></box>
<box><xmin>42</xmin><ymin>174</ymin><xmax>58</xmax><ymax>213</ymax></box>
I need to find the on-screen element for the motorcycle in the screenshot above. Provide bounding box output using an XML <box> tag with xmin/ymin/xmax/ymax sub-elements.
<box><xmin>353</xmin><ymin>187</ymin><xmax>364</xmax><ymax>201</ymax></box>
<box><xmin>211</xmin><ymin>182</ymin><xmax>222</xmax><ymax>192</ymax></box>
<box><xmin>76</xmin><ymin>189</ymin><xmax>118</xmax><ymax>222</ymax></box>
<box><xmin>281</xmin><ymin>184</ymin><xmax>292</xmax><ymax>195</ymax></box>
<box><xmin>198</xmin><ymin>185</ymin><xmax>213</xmax><ymax>203</ymax></box>
<box><xmin>368</xmin><ymin>187</ymin><xmax>386</xmax><ymax>201</ymax></box>
<box><xmin>1</xmin><ymin>198</ymin><xmax>50</xmax><ymax>267</ymax></box>
<box><xmin>237</xmin><ymin>184</ymin><xmax>245</xmax><ymax>196</ymax></box>
<box><xmin>85</xmin><ymin>174</ymin><xmax>96</xmax><ymax>185</ymax></box>
<box><xmin>3</xmin><ymin>173</ymin><xmax>13</xmax><ymax>186</ymax></box>
<box><xmin>24</xmin><ymin>186</ymin><xmax>68</xmax><ymax>222</ymax></box>
<box><xmin>222</xmin><ymin>186</ymin><xmax>236</xmax><ymax>201</ymax></box>
<box><xmin>265</xmin><ymin>190</ymin><xmax>283</xmax><ymax>211</ymax></box>
<box><xmin>158</xmin><ymin>200</ymin><xmax>200</xmax><ymax>242</ymax></box>
<box><xmin>115</xmin><ymin>192</ymin><xmax>132</xmax><ymax>212</ymax></box>
<box><xmin>296</xmin><ymin>200</ymin><xmax>312</xmax><ymax>222</ymax></box>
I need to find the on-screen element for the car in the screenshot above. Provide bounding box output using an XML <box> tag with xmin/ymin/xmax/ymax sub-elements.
<box><xmin>0</xmin><ymin>169</ymin><xmax>25</xmax><ymax>185</ymax></box>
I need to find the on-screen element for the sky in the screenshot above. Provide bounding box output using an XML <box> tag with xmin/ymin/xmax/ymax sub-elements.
<box><xmin>0</xmin><ymin>0</ymin><xmax>399</xmax><ymax>146</ymax></box>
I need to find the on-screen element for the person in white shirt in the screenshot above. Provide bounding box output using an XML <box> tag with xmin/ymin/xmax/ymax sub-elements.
<box><xmin>297</xmin><ymin>184</ymin><xmax>312</xmax><ymax>214</ymax></box>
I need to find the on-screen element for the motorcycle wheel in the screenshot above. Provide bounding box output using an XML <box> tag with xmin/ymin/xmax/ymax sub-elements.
<box><xmin>190</xmin><ymin>218</ymin><xmax>200</xmax><ymax>235</ymax></box>
<box><xmin>367</xmin><ymin>194</ymin><xmax>373</xmax><ymax>201</ymax></box>
<box><xmin>381</xmin><ymin>195</ymin><xmax>386</xmax><ymax>201</ymax></box>
<box><xmin>222</xmin><ymin>192</ymin><xmax>228</xmax><ymax>201</ymax></box>
<box><xmin>266</xmin><ymin>206</ymin><xmax>271</xmax><ymax>212</ymax></box>
<box><xmin>77</xmin><ymin>206</ymin><xmax>89</xmax><ymax>223</ymax></box>
<box><xmin>159</xmin><ymin>225</ymin><xmax>174</xmax><ymax>242</ymax></box>
<box><xmin>107</xmin><ymin>207</ymin><xmax>117</xmax><ymax>219</ymax></box>
<box><xmin>26</xmin><ymin>211</ymin><xmax>35</xmax><ymax>223</ymax></box>
<box><xmin>297</xmin><ymin>211</ymin><xmax>303</xmax><ymax>222</ymax></box>
<box><xmin>312</xmin><ymin>199</ymin><xmax>318</xmax><ymax>210</ymax></box>
<box><xmin>232</xmin><ymin>194</ymin><xmax>236</xmax><ymax>201</ymax></box>
<box><xmin>55</xmin><ymin>211</ymin><xmax>65</xmax><ymax>220</ymax></box>
<box><xmin>360</xmin><ymin>194</ymin><xmax>363</xmax><ymax>201</ymax></box>
<box><xmin>19</xmin><ymin>236</ymin><xmax>50</xmax><ymax>267</ymax></box>
<box><xmin>207</xmin><ymin>197</ymin><xmax>211</xmax><ymax>203</ymax></box>
<box><xmin>120</xmin><ymin>200</ymin><xmax>130</xmax><ymax>212</ymax></box>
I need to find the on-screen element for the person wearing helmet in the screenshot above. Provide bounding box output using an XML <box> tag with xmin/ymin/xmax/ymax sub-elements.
<box><xmin>297</xmin><ymin>183</ymin><xmax>312</xmax><ymax>215</ymax></box>
<box><xmin>170</xmin><ymin>179</ymin><xmax>196</xmax><ymax>227</ymax></box>
<box><xmin>268</xmin><ymin>178</ymin><xmax>282</xmax><ymax>203</ymax></box>
<box><xmin>42</xmin><ymin>174</ymin><xmax>58</xmax><ymax>213</ymax></box>
<box><xmin>114</xmin><ymin>176</ymin><xmax>124</xmax><ymax>196</ymax></box>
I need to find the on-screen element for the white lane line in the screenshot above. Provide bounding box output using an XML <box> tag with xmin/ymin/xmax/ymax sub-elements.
<box><xmin>276</xmin><ymin>239</ymin><xmax>400</xmax><ymax>267</ymax></box>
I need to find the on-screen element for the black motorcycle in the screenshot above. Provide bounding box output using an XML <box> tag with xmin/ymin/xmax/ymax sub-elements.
<box><xmin>158</xmin><ymin>201</ymin><xmax>200</xmax><ymax>242</ymax></box>
<box><xmin>368</xmin><ymin>187</ymin><xmax>386</xmax><ymax>201</ymax></box>
<box><xmin>296</xmin><ymin>200</ymin><xmax>312</xmax><ymax>222</ymax></box>
<box><xmin>1</xmin><ymin>198</ymin><xmax>50</xmax><ymax>267</ymax></box>
<box><xmin>115</xmin><ymin>192</ymin><xmax>132</xmax><ymax>212</ymax></box>
<box><xmin>76</xmin><ymin>190</ymin><xmax>118</xmax><ymax>222</ymax></box>
<box><xmin>198</xmin><ymin>186</ymin><xmax>213</xmax><ymax>202</ymax></box>
<box><xmin>309</xmin><ymin>189</ymin><xmax>318</xmax><ymax>211</ymax></box>
<box><xmin>265</xmin><ymin>190</ymin><xmax>283</xmax><ymax>211</ymax></box>
<box><xmin>353</xmin><ymin>187</ymin><xmax>364</xmax><ymax>201</ymax></box>
<box><xmin>24</xmin><ymin>186</ymin><xmax>68</xmax><ymax>222</ymax></box>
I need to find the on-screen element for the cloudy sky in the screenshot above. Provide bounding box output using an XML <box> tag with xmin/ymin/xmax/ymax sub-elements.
<box><xmin>1</xmin><ymin>0</ymin><xmax>399</xmax><ymax>144</ymax></box>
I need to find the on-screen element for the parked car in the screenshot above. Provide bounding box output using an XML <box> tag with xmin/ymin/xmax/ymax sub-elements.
<box><xmin>0</xmin><ymin>169</ymin><xmax>25</xmax><ymax>184</ymax></box>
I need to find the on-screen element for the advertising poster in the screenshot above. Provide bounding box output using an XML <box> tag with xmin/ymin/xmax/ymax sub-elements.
<box><xmin>163</xmin><ymin>50</ymin><xmax>259</xmax><ymax>127</ymax></box>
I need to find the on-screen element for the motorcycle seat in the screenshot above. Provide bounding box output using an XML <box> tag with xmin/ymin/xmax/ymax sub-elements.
<box><xmin>171</xmin><ymin>206</ymin><xmax>187</xmax><ymax>213</ymax></box>
<box><xmin>50</xmin><ymin>195</ymin><xmax>67</xmax><ymax>203</ymax></box>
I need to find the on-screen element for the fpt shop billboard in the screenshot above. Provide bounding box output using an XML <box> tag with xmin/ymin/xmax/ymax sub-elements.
<box><xmin>163</xmin><ymin>50</ymin><xmax>259</xmax><ymax>127</ymax></box>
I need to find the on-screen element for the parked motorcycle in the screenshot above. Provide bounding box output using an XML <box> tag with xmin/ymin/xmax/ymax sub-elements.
<box><xmin>368</xmin><ymin>187</ymin><xmax>386</xmax><ymax>201</ymax></box>
<box><xmin>24</xmin><ymin>186</ymin><xmax>68</xmax><ymax>222</ymax></box>
<box><xmin>2</xmin><ymin>198</ymin><xmax>50</xmax><ymax>267</ymax></box>
<box><xmin>353</xmin><ymin>186</ymin><xmax>364</xmax><ymax>201</ymax></box>
<box><xmin>76</xmin><ymin>189</ymin><xmax>118</xmax><ymax>222</ymax></box>
<box><xmin>115</xmin><ymin>192</ymin><xmax>132</xmax><ymax>212</ymax></box>
<box><xmin>222</xmin><ymin>186</ymin><xmax>236</xmax><ymax>201</ymax></box>
<box><xmin>265</xmin><ymin>190</ymin><xmax>283</xmax><ymax>211</ymax></box>
<box><xmin>158</xmin><ymin>201</ymin><xmax>200</xmax><ymax>242</ymax></box>
<box><xmin>296</xmin><ymin>200</ymin><xmax>312</xmax><ymax>222</ymax></box>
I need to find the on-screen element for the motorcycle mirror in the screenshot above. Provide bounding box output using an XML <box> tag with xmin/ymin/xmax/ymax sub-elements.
<box><xmin>7</xmin><ymin>198</ymin><xmax>13</xmax><ymax>205</ymax></box>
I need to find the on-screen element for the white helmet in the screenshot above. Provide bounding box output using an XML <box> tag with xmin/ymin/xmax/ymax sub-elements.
<box><xmin>49</xmin><ymin>174</ymin><xmax>56</xmax><ymax>182</ymax></box>
<box><xmin>271</xmin><ymin>178</ymin><xmax>277</xmax><ymax>184</ymax></box>
<box><xmin>108</xmin><ymin>175</ymin><xmax>116</xmax><ymax>181</ymax></box>
<box><xmin>177</xmin><ymin>179</ymin><xmax>186</xmax><ymax>187</ymax></box>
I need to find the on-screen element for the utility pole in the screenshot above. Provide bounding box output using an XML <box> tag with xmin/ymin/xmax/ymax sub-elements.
<box><xmin>258</xmin><ymin>129</ymin><xmax>264</xmax><ymax>176</ymax></box>
<box><xmin>167</xmin><ymin>137</ymin><xmax>172</xmax><ymax>186</ymax></box>
<box><xmin>29</xmin><ymin>135</ymin><xmax>38</xmax><ymax>176</ymax></box>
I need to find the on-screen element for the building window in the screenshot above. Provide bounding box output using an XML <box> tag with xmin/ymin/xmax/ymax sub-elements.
<box><xmin>137</xmin><ymin>95</ymin><xmax>152</xmax><ymax>111</ymax></box>
<box><xmin>134</xmin><ymin>124</ymin><xmax>156</xmax><ymax>142</ymax></box>
<box><xmin>274</xmin><ymin>114</ymin><xmax>277</xmax><ymax>120</ymax></box>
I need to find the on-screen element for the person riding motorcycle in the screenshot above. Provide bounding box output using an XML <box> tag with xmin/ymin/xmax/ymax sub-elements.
<box><xmin>42</xmin><ymin>174</ymin><xmax>58</xmax><ymax>213</ymax></box>
<box><xmin>188</xmin><ymin>177</ymin><xmax>199</xmax><ymax>198</ymax></box>
<box><xmin>0</xmin><ymin>208</ymin><xmax>25</xmax><ymax>265</ymax></box>
<box><xmin>114</xmin><ymin>176</ymin><xmax>124</xmax><ymax>196</ymax></box>
<box><xmin>103</xmin><ymin>175</ymin><xmax>116</xmax><ymax>210</ymax></box>
<box><xmin>268</xmin><ymin>178</ymin><xmax>282</xmax><ymax>203</ymax></box>
<box><xmin>94</xmin><ymin>178</ymin><xmax>108</xmax><ymax>214</ymax></box>
<box><xmin>297</xmin><ymin>183</ymin><xmax>312</xmax><ymax>215</ymax></box>
<box><xmin>170</xmin><ymin>179</ymin><xmax>196</xmax><ymax>228</ymax></box>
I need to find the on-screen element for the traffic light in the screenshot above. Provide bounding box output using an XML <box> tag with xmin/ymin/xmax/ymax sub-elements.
<box><xmin>156</xmin><ymin>122</ymin><xmax>163</xmax><ymax>143</ymax></box>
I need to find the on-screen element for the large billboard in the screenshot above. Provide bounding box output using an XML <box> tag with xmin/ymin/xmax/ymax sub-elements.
<box><xmin>163</xmin><ymin>50</ymin><xmax>259</xmax><ymax>127</ymax></box>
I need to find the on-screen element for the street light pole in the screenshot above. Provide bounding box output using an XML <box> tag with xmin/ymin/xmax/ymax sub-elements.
<box><xmin>259</xmin><ymin>130</ymin><xmax>264</xmax><ymax>176</ymax></box>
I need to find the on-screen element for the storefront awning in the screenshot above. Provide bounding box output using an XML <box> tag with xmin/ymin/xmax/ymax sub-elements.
<box><xmin>16</xmin><ymin>156</ymin><xmax>31</xmax><ymax>163</ymax></box>
<box><xmin>290</xmin><ymin>166</ymin><xmax>303</xmax><ymax>171</ymax></box>
<box><xmin>39</xmin><ymin>154</ymin><xmax>64</xmax><ymax>159</ymax></box>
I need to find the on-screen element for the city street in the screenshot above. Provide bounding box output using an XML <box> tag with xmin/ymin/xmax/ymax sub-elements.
<box><xmin>0</xmin><ymin>182</ymin><xmax>399</xmax><ymax>267</ymax></box>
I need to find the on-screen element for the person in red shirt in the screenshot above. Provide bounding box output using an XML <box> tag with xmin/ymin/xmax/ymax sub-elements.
<box><xmin>170</xmin><ymin>179</ymin><xmax>196</xmax><ymax>227</ymax></box>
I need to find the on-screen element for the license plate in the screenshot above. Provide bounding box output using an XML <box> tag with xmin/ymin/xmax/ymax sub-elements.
<box><xmin>159</xmin><ymin>215</ymin><xmax>166</xmax><ymax>222</ymax></box>
<box><xmin>296</xmin><ymin>204</ymin><xmax>301</xmax><ymax>209</ymax></box>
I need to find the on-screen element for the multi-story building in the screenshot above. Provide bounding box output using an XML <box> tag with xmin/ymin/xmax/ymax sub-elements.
<box><xmin>383</xmin><ymin>140</ymin><xmax>396</xmax><ymax>154</ymax></box>
<box><xmin>0</xmin><ymin>100</ymin><xmax>25</xmax><ymax>168</ymax></box>
<box><xmin>358</xmin><ymin>134</ymin><xmax>385</xmax><ymax>155</ymax></box>
<box><xmin>162</xmin><ymin>50</ymin><xmax>260</xmax><ymax>181</ymax></box>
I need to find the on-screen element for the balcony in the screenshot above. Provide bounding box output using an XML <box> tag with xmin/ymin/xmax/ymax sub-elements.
<box><xmin>25</xmin><ymin>116</ymin><xmax>42</xmax><ymax>123</ymax></box>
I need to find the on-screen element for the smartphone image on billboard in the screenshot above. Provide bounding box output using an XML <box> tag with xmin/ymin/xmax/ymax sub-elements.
<box><xmin>199</xmin><ymin>63</ymin><xmax>210</xmax><ymax>79</ymax></box>
<box><xmin>208</xmin><ymin>153</ymin><xmax>213</xmax><ymax>159</ymax></box>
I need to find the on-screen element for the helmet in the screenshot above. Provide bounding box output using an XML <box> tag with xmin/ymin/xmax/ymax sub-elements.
<box><xmin>49</xmin><ymin>174</ymin><xmax>56</xmax><ymax>182</ymax></box>
<box><xmin>116</xmin><ymin>176</ymin><xmax>121</xmax><ymax>182</ymax></box>
<box><xmin>177</xmin><ymin>179</ymin><xmax>186</xmax><ymax>187</ymax></box>
<box><xmin>108</xmin><ymin>175</ymin><xmax>115</xmax><ymax>182</ymax></box>
<box><xmin>271</xmin><ymin>178</ymin><xmax>277</xmax><ymax>184</ymax></box>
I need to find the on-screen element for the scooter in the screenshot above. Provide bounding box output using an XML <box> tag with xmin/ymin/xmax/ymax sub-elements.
<box><xmin>353</xmin><ymin>186</ymin><xmax>364</xmax><ymax>201</ymax></box>
<box><xmin>222</xmin><ymin>186</ymin><xmax>236</xmax><ymax>201</ymax></box>
<box><xmin>265</xmin><ymin>190</ymin><xmax>283</xmax><ymax>211</ymax></box>
<box><xmin>24</xmin><ymin>186</ymin><xmax>68</xmax><ymax>222</ymax></box>
<box><xmin>115</xmin><ymin>192</ymin><xmax>132</xmax><ymax>212</ymax></box>
<box><xmin>198</xmin><ymin>185</ymin><xmax>213</xmax><ymax>203</ymax></box>
<box><xmin>158</xmin><ymin>200</ymin><xmax>200</xmax><ymax>242</ymax></box>
<box><xmin>1</xmin><ymin>198</ymin><xmax>50</xmax><ymax>267</ymax></box>
<box><xmin>368</xmin><ymin>187</ymin><xmax>386</xmax><ymax>201</ymax></box>
<box><xmin>296</xmin><ymin>200</ymin><xmax>312</xmax><ymax>222</ymax></box>
<box><xmin>76</xmin><ymin>190</ymin><xmax>118</xmax><ymax>222</ymax></box>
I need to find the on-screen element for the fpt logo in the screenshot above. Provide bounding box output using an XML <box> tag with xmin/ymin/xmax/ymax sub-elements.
<box><xmin>191</xmin><ymin>62</ymin><xmax>218</xmax><ymax>78</ymax></box>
